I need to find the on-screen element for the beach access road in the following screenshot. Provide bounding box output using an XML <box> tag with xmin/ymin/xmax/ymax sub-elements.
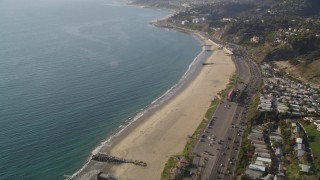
<box><xmin>209</xmin><ymin>46</ymin><xmax>262</xmax><ymax>180</ymax></box>
<box><xmin>189</xmin><ymin>57</ymin><xmax>250</xmax><ymax>179</ymax></box>
<box><xmin>188</xmin><ymin>42</ymin><xmax>261</xmax><ymax>180</ymax></box>
<box><xmin>190</xmin><ymin>100</ymin><xmax>240</xmax><ymax>178</ymax></box>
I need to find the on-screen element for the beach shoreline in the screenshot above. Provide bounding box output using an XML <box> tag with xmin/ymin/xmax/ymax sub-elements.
<box><xmin>72</xmin><ymin>12</ymin><xmax>235</xmax><ymax>180</ymax></box>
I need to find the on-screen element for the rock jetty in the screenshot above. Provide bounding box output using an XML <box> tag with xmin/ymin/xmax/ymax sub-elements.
<box><xmin>92</xmin><ymin>153</ymin><xmax>147</xmax><ymax>167</ymax></box>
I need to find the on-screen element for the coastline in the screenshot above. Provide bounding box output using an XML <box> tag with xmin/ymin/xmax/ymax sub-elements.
<box><xmin>72</xmin><ymin>14</ymin><xmax>235</xmax><ymax>180</ymax></box>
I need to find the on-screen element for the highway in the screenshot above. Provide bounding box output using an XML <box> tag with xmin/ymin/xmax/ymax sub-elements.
<box><xmin>209</xmin><ymin>52</ymin><xmax>261</xmax><ymax>180</ymax></box>
<box><xmin>188</xmin><ymin>38</ymin><xmax>261</xmax><ymax>180</ymax></box>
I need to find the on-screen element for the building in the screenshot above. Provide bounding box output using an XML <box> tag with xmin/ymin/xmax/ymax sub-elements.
<box><xmin>296</xmin><ymin>138</ymin><xmax>303</xmax><ymax>144</ymax></box>
<box><xmin>299</xmin><ymin>164</ymin><xmax>311</xmax><ymax>173</ymax></box>
<box><xmin>245</xmin><ymin>169</ymin><xmax>263</xmax><ymax>179</ymax></box>
<box><xmin>257</xmin><ymin>157</ymin><xmax>272</xmax><ymax>163</ymax></box>
<box><xmin>249</xmin><ymin>164</ymin><xmax>266</xmax><ymax>172</ymax></box>
<box><xmin>227</xmin><ymin>89</ymin><xmax>236</xmax><ymax>101</ymax></box>
<box><xmin>181</xmin><ymin>20</ymin><xmax>189</xmax><ymax>25</ymax></box>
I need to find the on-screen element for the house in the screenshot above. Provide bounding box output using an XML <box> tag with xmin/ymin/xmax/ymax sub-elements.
<box><xmin>257</xmin><ymin>157</ymin><xmax>272</xmax><ymax>164</ymax></box>
<box><xmin>296</xmin><ymin>138</ymin><xmax>303</xmax><ymax>144</ymax></box>
<box><xmin>255</xmin><ymin>148</ymin><xmax>269</xmax><ymax>153</ymax></box>
<box><xmin>222</xmin><ymin>18</ymin><xmax>233</xmax><ymax>22</ymax></box>
<box><xmin>313</xmin><ymin>120</ymin><xmax>320</xmax><ymax>130</ymax></box>
<box><xmin>245</xmin><ymin>169</ymin><xmax>263</xmax><ymax>179</ymax></box>
<box><xmin>293</xmin><ymin>126</ymin><xmax>300</xmax><ymax>133</ymax></box>
<box><xmin>181</xmin><ymin>20</ymin><xmax>189</xmax><ymax>25</ymax></box>
<box><xmin>270</xmin><ymin>135</ymin><xmax>283</xmax><ymax>143</ymax></box>
<box><xmin>192</xmin><ymin>18</ymin><xmax>199</xmax><ymax>24</ymax></box>
<box><xmin>256</xmin><ymin>152</ymin><xmax>271</xmax><ymax>158</ymax></box>
<box><xmin>249</xmin><ymin>164</ymin><xmax>266</xmax><ymax>172</ymax></box>
<box><xmin>299</xmin><ymin>164</ymin><xmax>311</xmax><ymax>173</ymax></box>
<box><xmin>253</xmin><ymin>143</ymin><xmax>267</xmax><ymax>149</ymax></box>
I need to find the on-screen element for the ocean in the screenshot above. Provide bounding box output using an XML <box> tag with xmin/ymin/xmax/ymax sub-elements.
<box><xmin>0</xmin><ymin>0</ymin><xmax>202</xmax><ymax>179</ymax></box>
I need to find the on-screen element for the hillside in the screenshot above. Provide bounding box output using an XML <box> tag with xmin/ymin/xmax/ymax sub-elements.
<box><xmin>151</xmin><ymin>0</ymin><xmax>320</xmax><ymax>86</ymax></box>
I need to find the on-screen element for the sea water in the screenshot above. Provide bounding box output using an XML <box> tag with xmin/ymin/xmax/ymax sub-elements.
<box><xmin>0</xmin><ymin>0</ymin><xmax>201</xmax><ymax>179</ymax></box>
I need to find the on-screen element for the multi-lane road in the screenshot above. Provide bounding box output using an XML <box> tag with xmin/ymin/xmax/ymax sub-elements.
<box><xmin>188</xmin><ymin>41</ymin><xmax>261</xmax><ymax>180</ymax></box>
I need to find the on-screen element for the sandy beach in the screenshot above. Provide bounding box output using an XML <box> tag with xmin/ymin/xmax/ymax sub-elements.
<box><xmin>74</xmin><ymin>33</ymin><xmax>235</xmax><ymax>180</ymax></box>
<box><xmin>108</xmin><ymin>36</ymin><xmax>234</xmax><ymax>179</ymax></box>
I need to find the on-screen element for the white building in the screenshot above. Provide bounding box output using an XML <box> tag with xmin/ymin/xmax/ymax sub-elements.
<box><xmin>249</xmin><ymin>164</ymin><xmax>266</xmax><ymax>172</ymax></box>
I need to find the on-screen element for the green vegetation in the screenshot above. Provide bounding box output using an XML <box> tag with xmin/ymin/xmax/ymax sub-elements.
<box><xmin>279</xmin><ymin>121</ymin><xmax>301</xmax><ymax>179</ymax></box>
<box><xmin>286</xmin><ymin>157</ymin><xmax>301</xmax><ymax>179</ymax></box>
<box><xmin>279</xmin><ymin>120</ymin><xmax>318</xmax><ymax>178</ymax></box>
<box><xmin>246</xmin><ymin>93</ymin><xmax>260</xmax><ymax>124</ymax></box>
<box><xmin>161</xmin><ymin>156</ymin><xmax>179</xmax><ymax>180</ymax></box>
<box><xmin>279</xmin><ymin>121</ymin><xmax>293</xmax><ymax>154</ymax></box>
<box><xmin>301</xmin><ymin>122</ymin><xmax>320</xmax><ymax>175</ymax></box>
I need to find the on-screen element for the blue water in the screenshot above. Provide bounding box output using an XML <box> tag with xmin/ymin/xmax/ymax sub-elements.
<box><xmin>0</xmin><ymin>0</ymin><xmax>201</xmax><ymax>179</ymax></box>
